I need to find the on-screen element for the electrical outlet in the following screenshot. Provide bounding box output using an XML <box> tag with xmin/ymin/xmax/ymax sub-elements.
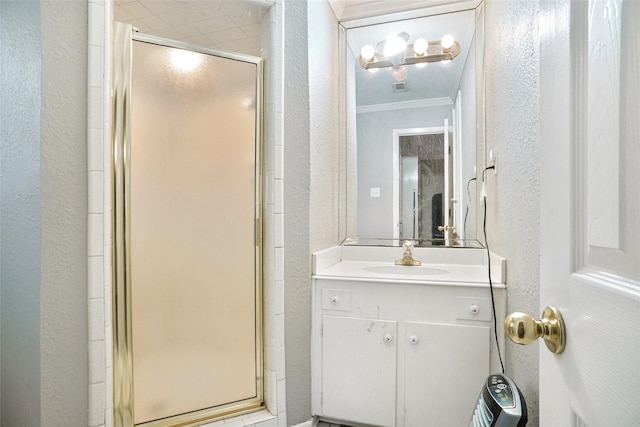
<box><xmin>489</xmin><ymin>150</ymin><xmax>498</xmax><ymax>175</ymax></box>
<box><xmin>370</xmin><ymin>187</ymin><xmax>381</xmax><ymax>198</ymax></box>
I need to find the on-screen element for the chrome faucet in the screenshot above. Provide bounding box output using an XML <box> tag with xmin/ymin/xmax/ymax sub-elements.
<box><xmin>395</xmin><ymin>240</ymin><xmax>422</xmax><ymax>266</ymax></box>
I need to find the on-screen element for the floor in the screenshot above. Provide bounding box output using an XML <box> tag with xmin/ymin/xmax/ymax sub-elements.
<box><xmin>318</xmin><ymin>423</ymin><xmax>350</xmax><ymax>427</ymax></box>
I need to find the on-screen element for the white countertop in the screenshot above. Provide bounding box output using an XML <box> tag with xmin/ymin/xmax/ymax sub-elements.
<box><xmin>312</xmin><ymin>245</ymin><xmax>506</xmax><ymax>286</ymax></box>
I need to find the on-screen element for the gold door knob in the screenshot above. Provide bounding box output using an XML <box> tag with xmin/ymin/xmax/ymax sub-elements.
<box><xmin>504</xmin><ymin>306</ymin><xmax>566</xmax><ymax>354</ymax></box>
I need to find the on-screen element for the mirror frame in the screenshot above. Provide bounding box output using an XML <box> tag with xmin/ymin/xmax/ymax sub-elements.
<box><xmin>338</xmin><ymin>1</ymin><xmax>486</xmax><ymax>248</ymax></box>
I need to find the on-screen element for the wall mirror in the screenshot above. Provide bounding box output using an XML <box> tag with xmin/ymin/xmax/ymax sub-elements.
<box><xmin>341</xmin><ymin>3</ymin><xmax>485</xmax><ymax>248</ymax></box>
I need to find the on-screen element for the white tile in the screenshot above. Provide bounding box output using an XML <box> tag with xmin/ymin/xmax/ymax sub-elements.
<box><xmin>105</xmin><ymin>404</ymin><xmax>113</xmax><ymax>427</ymax></box>
<box><xmin>274</xmin><ymin>280</ymin><xmax>283</xmax><ymax>316</ymax></box>
<box><xmin>277</xmin><ymin>415</ymin><xmax>287</xmax><ymax>427</ymax></box>
<box><xmin>276</xmin><ymin>379</ymin><xmax>287</xmax><ymax>414</ymax></box>
<box><xmin>275</xmin><ymin>345</ymin><xmax>285</xmax><ymax>381</ymax></box>
<box><xmin>274</xmin><ymin>179</ymin><xmax>283</xmax><ymax>214</ymax></box>
<box><xmin>89</xmin><ymin>298</ymin><xmax>105</xmax><ymax>341</ymax></box>
<box><xmin>241</xmin><ymin>410</ymin><xmax>276</xmax><ymax>426</ymax></box>
<box><xmin>220</xmin><ymin>420</ymin><xmax>243</xmax><ymax>427</ymax></box>
<box><xmin>242</xmin><ymin>24</ymin><xmax>262</xmax><ymax>39</ymax></box>
<box><xmin>89</xmin><ymin>339</ymin><xmax>106</xmax><ymax>384</ymax></box>
<box><xmin>113</xmin><ymin>6</ymin><xmax>134</xmax><ymax>23</ymax></box>
<box><xmin>274</xmin><ymin>313</ymin><xmax>284</xmax><ymax>347</ymax></box>
<box><xmin>88</xmin><ymin>214</ymin><xmax>104</xmax><ymax>256</ymax></box>
<box><xmin>89</xmin><ymin>383</ymin><xmax>106</xmax><ymax>426</ymax></box>
<box><xmin>89</xmin><ymin>171</ymin><xmax>104</xmax><ymax>214</ymax></box>
<box><xmin>193</xmin><ymin>16</ymin><xmax>237</xmax><ymax>34</ymax></box>
<box><xmin>119</xmin><ymin>1</ymin><xmax>154</xmax><ymax>19</ymax></box>
<box><xmin>263</xmin><ymin>369</ymin><xmax>277</xmax><ymax>413</ymax></box>
<box><xmin>274</xmin><ymin>213</ymin><xmax>283</xmax><ymax>248</ymax></box>
<box><xmin>104</xmin><ymin>285</ymin><xmax>112</xmax><ymax>329</ymax></box>
<box><xmin>264</xmin><ymin>170</ymin><xmax>273</xmax><ymax>206</ymax></box>
<box><xmin>88</xmin><ymin>86</ymin><xmax>103</xmax><ymax>130</ymax></box>
<box><xmin>253</xmin><ymin>418</ymin><xmax>277</xmax><ymax>427</ymax></box>
<box><xmin>103</xmin><ymin>82</ymin><xmax>112</xmax><ymax>126</ymax></box>
<box><xmin>88</xmin><ymin>256</ymin><xmax>104</xmax><ymax>299</ymax></box>
<box><xmin>88</xmin><ymin>45</ymin><xmax>104</xmax><ymax>88</ymax></box>
<box><xmin>88</xmin><ymin>1</ymin><xmax>105</xmax><ymax>47</ymax></box>
<box><xmin>274</xmin><ymin>145</ymin><xmax>283</xmax><ymax>179</ymax></box>
<box><xmin>105</xmin><ymin>326</ymin><xmax>113</xmax><ymax>368</ymax></box>
<box><xmin>88</xmin><ymin>128</ymin><xmax>104</xmax><ymax>171</ymax></box>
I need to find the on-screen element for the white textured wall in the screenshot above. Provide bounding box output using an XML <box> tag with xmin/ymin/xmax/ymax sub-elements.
<box><xmin>40</xmin><ymin>1</ymin><xmax>90</xmax><ymax>425</ymax></box>
<box><xmin>0</xmin><ymin>1</ymin><xmax>89</xmax><ymax>426</ymax></box>
<box><xmin>0</xmin><ymin>2</ymin><xmax>42</xmax><ymax>425</ymax></box>
<box><xmin>284</xmin><ymin>0</ymin><xmax>341</xmax><ymax>423</ymax></box>
<box><xmin>485</xmin><ymin>1</ymin><xmax>540</xmax><ymax>424</ymax></box>
<box><xmin>309</xmin><ymin>0</ymin><xmax>340</xmax><ymax>251</ymax></box>
<box><xmin>283</xmin><ymin>1</ymin><xmax>312</xmax><ymax>424</ymax></box>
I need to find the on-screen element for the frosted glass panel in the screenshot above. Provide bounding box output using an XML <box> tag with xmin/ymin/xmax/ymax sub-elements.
<box><xmin>130</xmin><ymin>40</ymin><xmax>258</xmax><ymax>424</ymax></box>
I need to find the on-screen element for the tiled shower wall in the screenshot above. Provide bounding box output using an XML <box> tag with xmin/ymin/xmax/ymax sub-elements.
<box><xmin>86</xmin><ymin>1</ymin><xmax>287</xmax><ymax>425</ymax></box>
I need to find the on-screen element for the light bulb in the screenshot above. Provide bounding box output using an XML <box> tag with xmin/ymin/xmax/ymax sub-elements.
<box><xmin>170</xmin><ymin>49</ymin><xmax>202</xmax><ymax>73</ymax></box>
<box><xmin>415</xmin><ymin>62</ymin><xmax>427</xmax><ymax>69</ymax></box>
<box><xmin>367</xmin><ymin>68</ymin><xmax>379</xmax><ymax>73</ymax></box>
<box><xmin>441</xmin><ymin>34</ymin><xmax>455</xmax><ymax>50</ymax></box>
<box><xmin>384</xmin><ymin>33</ymin><xmax>407</xmax><ymax>57</ymax></box>
<box><xmin>413</xmin><ymin>38</ymin><xmax>428</xmax><ymax>56</ymax></box>
<box><xmin>360</xmin><ymin>44</ymin><xmax>375</xmax><ymax>62</ymax></box>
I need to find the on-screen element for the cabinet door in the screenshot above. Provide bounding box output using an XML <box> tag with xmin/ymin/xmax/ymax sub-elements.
<box><xmin>322</xmin><ymin>315</ymin><xmax>397</xmax><ymax>427</ymax></box>
<box><xmin>404</xmin><ymin>322</ymin><xmax>489</xmax><ymax>427</ymax></box>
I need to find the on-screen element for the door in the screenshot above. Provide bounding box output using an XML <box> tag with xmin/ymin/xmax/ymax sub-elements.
<box><xmin>539</xmin><ymin>1</ymin><xmax>640</xmax><ymax>425</ymax></box>
<box><xmin>112</xmin><ymin>24</ymin><xmax>264</xmax><ymax>425</ymax></box>
<box><xmin>403</xmin><ymin>322</ymin><xmax>489</xmax><ymax>427</ymax></box>
<box><xmin>322</xmin><ymin>315</ymin><xmax>397</xmax><ymax>427</ymax></box>
<box><xmin>394</xmin><ymin>127</ymin><xmax>446</xmax><ymax>241</ymax></box>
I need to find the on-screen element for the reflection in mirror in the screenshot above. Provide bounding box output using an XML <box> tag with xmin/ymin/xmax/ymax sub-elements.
<box><xmin>342</xmin><ymin>6</ymin><xmax>484</xmax><ymax>247</ymax></box>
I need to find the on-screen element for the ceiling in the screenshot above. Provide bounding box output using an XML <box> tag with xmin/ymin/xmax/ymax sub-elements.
<box><xmin>114</xmin><ymin>0</ymin><xmax>273</xmax><ymax>57</ymax></box>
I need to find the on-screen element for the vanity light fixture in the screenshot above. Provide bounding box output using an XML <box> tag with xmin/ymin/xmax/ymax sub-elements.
<box><xmin>358</xmin><ymin>33</ymin><xmax>461</xmax><ymax>78</ymax></box>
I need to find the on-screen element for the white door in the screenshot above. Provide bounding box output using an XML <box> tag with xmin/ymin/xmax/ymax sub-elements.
<box><xmin>539</xmin><ymin>0</ymin><xmax>640</xmax><ymax>425</ymax></box>
<box><xmin>322</xmin><ymin>315</ymin><xmax>397</xmax><ymax>427</ymax></box>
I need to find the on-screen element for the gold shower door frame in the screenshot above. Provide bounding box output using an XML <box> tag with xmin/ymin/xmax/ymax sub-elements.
<box><xmin>112</xmin><ymin>23</ymin><xmax>264</xmax><ymax>427</ymax></box>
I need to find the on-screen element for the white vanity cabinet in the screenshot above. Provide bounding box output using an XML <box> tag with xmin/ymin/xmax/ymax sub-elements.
<box><xmin>311</xmin><ymin>277</ymin><xmax>505</xmax><ymax>427</ymax></box>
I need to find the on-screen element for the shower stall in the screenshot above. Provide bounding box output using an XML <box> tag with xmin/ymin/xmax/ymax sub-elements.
<box><xmin>112</xmin><ymin>23</ymin><xmax>263</xmax><ymax>426</ymax></box>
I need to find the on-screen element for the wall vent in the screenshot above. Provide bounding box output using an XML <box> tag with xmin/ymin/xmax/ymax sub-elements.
<box><xmin>392</xmin><ymin>81</ymin><xmax>408</xmax><ymax>91</ymax></box>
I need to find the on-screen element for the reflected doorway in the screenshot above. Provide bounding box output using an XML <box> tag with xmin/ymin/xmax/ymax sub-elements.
<box><xmin>393</xmin><ymin>123</ymin><xmax>452</xmax><ymax>242</ymax></box>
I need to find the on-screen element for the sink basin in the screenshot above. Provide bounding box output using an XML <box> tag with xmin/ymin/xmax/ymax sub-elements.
<box><xmin>363</xmin><ymin>265</ymin><xmax>449</xmax><ymax>276</ymax></box>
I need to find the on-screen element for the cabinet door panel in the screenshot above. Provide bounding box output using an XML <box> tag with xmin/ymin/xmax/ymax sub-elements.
<box><xmin>322</xmin><ymin>315</ymin><xmax>397</xmax><ymax>427</ymax></box>
<box><xmin>404</xmin><ymin>322</ymin><xmax>489</xmax><ymax>427</ymax></box>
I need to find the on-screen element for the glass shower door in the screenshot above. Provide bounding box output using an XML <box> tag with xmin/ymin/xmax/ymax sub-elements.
<box><xmin>112</xmin><ymin>23</ymin><xmax>263</xmax><ymax>426</ymax></box>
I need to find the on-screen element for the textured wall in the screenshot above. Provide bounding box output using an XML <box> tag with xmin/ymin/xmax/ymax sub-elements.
<box><xmin>484</xmin><ymin>1</ymin><xmax>540</xmax><ymax>424</ymax></box>
<box><xmin>40</xmin><ymin>1</ymin><xmax>89</xmax><ymax>425</ymax></box>
<box><xmin>0</xmin><ymin>2</ymin><xmax>42</xmax><ymax>425</ymax></box>
<box><xmin>309</xmin><ymin>0</ymin><xmax>340</xmax><ymax>252</ymax></box>
<box><xmin>283</xmin><ymin>0</ymin><xmax>312</xmax><ymax>424</ymax></box>
<box><xmin>284</xmin><ymin>0</ymin><xmax>341</xmax><ymax>423</ymax></box>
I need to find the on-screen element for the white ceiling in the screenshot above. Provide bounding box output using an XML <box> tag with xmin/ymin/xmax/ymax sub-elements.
<box><xmin>114</xmin><ymin>0</ymin><xmax>273</xmax><ymax>57</ymax></box>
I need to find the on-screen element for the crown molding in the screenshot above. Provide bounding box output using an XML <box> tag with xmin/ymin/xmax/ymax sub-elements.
<box><xmin>356</xmin><ymin>97</ymin><xmax>453</xmax><ymax>114</ymax></box>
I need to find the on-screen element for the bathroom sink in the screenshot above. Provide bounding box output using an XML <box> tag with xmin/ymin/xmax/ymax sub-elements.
<box><xmin>363</xmin><ymin>265</ymin><xmax>449</xmax><ymax>276</ymax></box>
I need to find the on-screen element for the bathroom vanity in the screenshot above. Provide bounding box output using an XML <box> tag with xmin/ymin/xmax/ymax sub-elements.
<box><xmin>311</xmin><ymin>245</ymin><xmax>506</xmax><ymax>427</ymax></box>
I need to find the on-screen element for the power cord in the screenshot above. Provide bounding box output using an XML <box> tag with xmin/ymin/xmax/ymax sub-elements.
<box><xmin>463</xmin><ymin>177</ymin><xmax>476</xmax><ymax>238</ymax></box>
<box><xmin>482</xmin><ymin>165</ymin><xmax>505</xmax><ymax>374</ymax></box>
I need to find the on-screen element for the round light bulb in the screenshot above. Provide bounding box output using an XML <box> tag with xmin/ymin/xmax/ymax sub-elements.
<box><xmin>441</xmin><ymin>34</ymin><xmax>455</xmax><ymax>50</ymax></box>
<box><xmin>367</xmin><ymin>68</ymin><xmax>379</xmax><ymax>73</ymax></box>
<box><xmin>360</xmin><ymin>44</ymin><xmax>375</xmax><ymax>62</ymax></box>
<box><xmin>413</xmin><ymin>38</ymin><xmax>428</xmax><ymax>56</ymax></box>
<box><xmin>415</xmin><ymin>62</ymin><xmax>427</xmax><ymax>69</ymax></box>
